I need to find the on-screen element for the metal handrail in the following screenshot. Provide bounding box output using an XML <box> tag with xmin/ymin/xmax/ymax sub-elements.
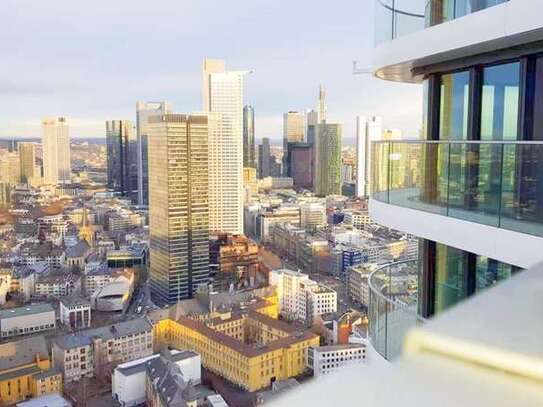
<box><xmin>371</xmin><ymin>139</ymin><xmax>543</xmax><ymax>145</ymax></box>
<box><xmin>368</xmin><ymin>259</ymin><xmax>427</xmax><ymax>323</ymax></box>
<box><xmin>377</xmin><ymin>0</ymin><xmax>425</xmax><ymax>18</ymax></box>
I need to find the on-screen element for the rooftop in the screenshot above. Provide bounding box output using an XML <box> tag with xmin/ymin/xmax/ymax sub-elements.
<box><xmin>54</xmin><ymin>318</ymin><xmax>152</xmax><ymax>350</ymax></box>
<box><xmin>0</xmin><ymin>303</ymin><xmax>54</xmax><ymax>319</ymax></box>
<box><xmin>0</xmin><ymin>336</ymin><xmax>49</xmax><ymax>371</ymax></box>
<box><xmin>116</xmin><ymin>350</ymin><xmax>199</xmax><ymax>377</ymax></box>
<box><xmin>59</xmin><ymin>296</ymin><xmax>90</xmax><ymax>307</ymax></box>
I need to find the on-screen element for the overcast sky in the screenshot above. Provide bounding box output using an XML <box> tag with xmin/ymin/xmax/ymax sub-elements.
<box><xmin>0</xmin><ymin>0</ymin><xmax>422</xmax><ymax>143</ymax></box>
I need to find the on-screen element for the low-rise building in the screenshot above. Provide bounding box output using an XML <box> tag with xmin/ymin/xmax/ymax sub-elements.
<box><xmin>269</xmin><ymin>269</ymin><xmax>337</xmax><ymax>324</ymax></box>
<box><xmin>152</xmin><ymin>310</ymin><xmax>319</xmax><ymax>392</ymax></box>
<box><xmin>146</xmin><ymin>353</ymin><xmax>199</xmax><ymax>407</ymax></box>
<box><xmin>209</xmin><ymin>234</ymin><xmax>259</xmax><ymax>291</ymax></box>
<box><xmin>300</xmin><ymin>202</ymin><xmax>327</xmax><ymax>232</ymax></box>
<box><xmin>35</xmin><ymin>272</ymin><xmax>80</xmax><ymax>298</ymax></box>
<box><xmin>59</xmin><ymin>296</ymin><xmax>91</xmax><ymax>329</ymax></box>
<box><xmin>307</xmin><ymin>344</ymin><xmax>365</xmax><ymax>376</ymax></box>
<box><xmin>0</xmin><ymin>304</ymin><xmax>56</xmax><ymax>339</ymax></box>
<box><xmin>348</xmin><ymin>264</ymin><xmax>377</xmax><ymax>308</ymax></box>
<box><xmin>0</xmin><ymin>337</ymin><xmax>63</xmax><ymax>405</ymax></box>
<box><xmin>343</xmin><ymin>210</ymin><xmax>374</xmax><ymax>230</ymax></box>
<box><xmin>90</xmin><ymin>269</ymin><xmax>134</xmax><ymax>312</ymax></box>
<box><xmin>112</xmin><ymin>350</ymin><xmax>201</xmax><ymax>407</ymax></box>
<box><xmin>53</xmin><ymin>319</ymin><xmax>153</xmax><ymax>383</ymax></box>
<box><xmin>65</xmin><ymin>240</ymin><xmax>91</xmax><ymax>270</ymax></box>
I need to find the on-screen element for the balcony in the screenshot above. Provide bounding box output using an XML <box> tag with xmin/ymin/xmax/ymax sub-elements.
<box><xmin>368</xmin><ymin>260</ymin><xmax>425</xmax><ymax>360</ymax></box>
<box><xmin>375</xmin><ymin>0</ymin><xmax>510</xmax><ymax>44</ymax></box>
<box><xmin>372</xmin><ymin>140</ymin><xmax>543</xmax><ymax>238</ymax></box>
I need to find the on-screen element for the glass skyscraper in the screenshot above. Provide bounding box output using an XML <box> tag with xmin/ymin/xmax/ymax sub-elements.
<box><xmin>106</xmin><ymin>120</ymin><xmax>138</xmax><ymax>201</ymax></box>
<box><xmin>148</xmin><ymin>114</ymin><xmax>210</xmax><ymax>305</ymax></box>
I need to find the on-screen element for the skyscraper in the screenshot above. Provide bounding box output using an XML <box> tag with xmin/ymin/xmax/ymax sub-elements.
<box><xmin>202</xmin><ymin>58</ymin><xmax>248</xmax><ymax>235</ymax></box>
<box><xmin>282</xmin><ymin>111</ymin><xmax>304</xmax><ymax>174</ymax></box>
<box><xmin>42</xmin><ymin>117</ymin><xmax>71</xmax><ymax>185</ymax></box>
<box><xmin>258</xmin><ymin>137</ymin><xmax>271</xmax><ymax>179</ymax></box>
<box><xmin>148</xmin><ymin>114</ymin><xmax>209</xmax><ymax>305</ymax></box>
<box><xmin>106</xmin><ymin>120</ymin><xmax>138</xmax><ymax>200</ymax></box>
<box><xmin>243</xmin><ymin>105</ymin><xmax>256</xmax><ymax>168</ymax></box>
<box><xmin>306</xmin><ymin>109</ymin><xmax>319</xmax><ymax>146</ymax></box>
<box><xmin>318</xmin><ymin>84</ymin><xmax>327</xmax><ymax>123</ymax></box>
<box><xmin>136</xmin><ymin>101</ymin><xmax>172</xmax><ymax>206</ymax></box>
<box><xmin>314</xmin><ymin>123</ymin><xmax>342</xmax><ymax>197</ymax></box>
<box><xmin>286</xmin><ymin>142</ymin><xmax>313</xmax><ymax>190</ymax></box>
<box><xmin>355</xmin><ymin>115</ymin><xmax>382</xmax><ymax>198</ymax></box>
<box><xmin>17</xmin><ymin>142</ymin><xmax>35</xmax><ymax>184</ymax></box>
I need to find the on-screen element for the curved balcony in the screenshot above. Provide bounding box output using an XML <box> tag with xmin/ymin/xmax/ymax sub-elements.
<box><xmin>375</xmin><ymin>0</ymin><xmax>510</xmax><ymax>45</ymax></box>
<box><xmin>368</xmin><ymin>260</ymin><xmax>425</xmax><ymax>361</ymax></box>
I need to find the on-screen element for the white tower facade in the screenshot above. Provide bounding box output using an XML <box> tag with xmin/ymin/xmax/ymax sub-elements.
<box><xmin>202</xmin><ymin>58</ymin><xmax>247</xmax><ymax>235</ymax></box>
<box><xmin>356</xmin><ymin>115</ymin><xmax>382</xmax><ymax>198</ymax></box>
<box><xmin>42</xmin><ymin>117</ymin><xmax>71</xmax><ymax>185</ymax></box>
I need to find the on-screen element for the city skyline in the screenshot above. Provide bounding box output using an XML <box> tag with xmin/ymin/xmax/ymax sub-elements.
<box><xmin>0</xmin><ymin>0</ymin><xmax>422</xmax><ymax>141</ymax></box>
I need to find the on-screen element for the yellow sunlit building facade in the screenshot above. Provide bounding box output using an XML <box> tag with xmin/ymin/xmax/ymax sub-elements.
<box><xmin>153</xmin><ymin>295</ymin><xmax>318</xmax><ymax>392</ymax></box>
<box><xmin>0</xmin><ymin>337</ymin><xmax>62</xmax><ymax>405</ymax></box>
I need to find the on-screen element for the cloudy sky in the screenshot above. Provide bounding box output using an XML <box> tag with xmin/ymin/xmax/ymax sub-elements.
<box><xmin>0</xmin><ymin>0</ymin><xmax>422</xmax><ymax>143</ymax></box>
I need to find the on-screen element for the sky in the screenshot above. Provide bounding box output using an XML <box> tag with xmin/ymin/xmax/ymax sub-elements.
<box><xmin>0</xmin><ymin>0</ymin><xmax>422</xmax><ymax>143</ymax></box>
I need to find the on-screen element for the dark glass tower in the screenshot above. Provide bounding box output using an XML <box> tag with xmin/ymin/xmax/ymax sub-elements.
<box><xmin>243</xmin><ymin>105</ymin><xmax>256</xmax><ymax>168</ymax></box>
<box><xmin>106</xmin><ymin>120</ymin><xmax>138</xmax><ymax>201</ymax></box>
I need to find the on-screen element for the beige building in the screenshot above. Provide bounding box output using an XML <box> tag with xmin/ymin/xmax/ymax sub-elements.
<box><xmin>147</xmin><ymin>114</ymin><xmax>210</xmax><ymax>304</ymax></box>
<box><xmin>0</xmin><ymin>304</ymin><xmax>56</xmax><ymax>339</ymax></box>
<box><xmin>348</xmin><ymin>264</ymin><xmax>377</xmax><ymax>308</ymax></box>
<box><xmin>53</xmin><ymin>319</ymin><xmax>153</xmax><ymax>383</ymax></box>
<box><xmin>300</xmin><ymin>202</ymin><xmax>327</xmax><ymax>232</ymax></box>
<box><xmin>203</xmin><ymin>58</ymin><xmax>247</xmax><ymax>235</ymax></box>
<box><xmin>42</xmin><ymin>117</ymin><xmax>71</xmax><ymax>185</ymax></box>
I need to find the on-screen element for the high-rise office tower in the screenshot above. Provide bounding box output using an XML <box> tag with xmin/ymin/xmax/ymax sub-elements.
<box><xmin>148</xmin><ymin>113</ymin><xmax>209</xmax><ymax>305</ymax></box>
<box><xmin>355</xmin><ymin>115</ymin><xmax>382</xmax><ymax>198</ymax></box>
<box><xmin>282</xmin><ymin>111</ymin><xmax>304</xmax><ymax>174</ymax></box>
<box><xmin>318</xmin><ymin>84</ymin><xmax>327</xmax><ymax>123</ymax></box>
<box><xmin>258</xmin><ymin>137</ymin><xmax>271</xmax><ymax>179</ymax></box>
<box><xmin>136</xmin><ymin>101</ymin><xmax>172</xmax><ymax>206</ymax></box>
<box><xmin>106</xmin><ymin>120</ymin><xmax>138</xmax><ymax>200</ymax></box>
<box><xmin>243</xmin><ymin>105</ymin><xmax>256</xmax><ymax>168</ymax></box>
<box><xmin>0</xmin><ymin>153</ymin><xmax>20</xmax><ymax>184</ymax></box>
<box><xmin>286</xmin><ymin>142</ymin><xmax>313</xmax><ymax>190</ymax></box>
<box><xmin>17</xmin><ymin>142</ymin><xmax>35</xmax><ymax>184</ymax></box>
<box><xmin>306</xmin><ymin>109</ymin><xmax>319</xmax><ymax>146</ymax></box>
<box><xmin>314</xmin><ymin>123</ymin><xmax>342</xmax><ymax>196</ymax></box>
<box><xmin>202</xmin><ymin>58</ymin><xmax>248</xmax><ymax>235</ymax></box>
<box><xmin>42</xmin><ymin>117</ymin><xmax>71</xmax><ymax>185</ymax></box>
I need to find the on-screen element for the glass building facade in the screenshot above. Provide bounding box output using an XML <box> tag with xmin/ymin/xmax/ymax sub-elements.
<box><xmin>148</xmin><ymin>114</ymin><xmax>210</xmax><ymax>305</ymax></box>
<box><xmin>372</xmin><ymin>53</ymin><xmax>543</xmax><ymax>317</ymax></box>
<box><xmin>106</xmin><ymin>120</ymin><xmax>138</xmax><ymax>201</ymax></box>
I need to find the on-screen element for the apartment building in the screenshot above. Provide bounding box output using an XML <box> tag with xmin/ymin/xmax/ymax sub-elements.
<box><xmin>53</xmin><ymin>319</ymin><xmax>154</xmax><ymax>383</ymax></box>
<box><xmin>269</xmin><ymin>269</ymin><xmax>337</xmax><ymax>324</ymax></box>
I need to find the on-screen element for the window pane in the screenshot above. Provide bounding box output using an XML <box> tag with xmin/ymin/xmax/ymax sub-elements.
<box><xmin>481</xmin><ymin>62</ymin><xmax>520</xmax><ymax>141</ymax></box>
<box><xmin>440</xmin><ymin>71</ymin><xmax>470</xmax><ymax>140</ymax></box>
<box><xmin>475</xmin><ymin>256</ymin><xmax>512</xmax><ymax>292</ymax></box>
<box><xmin>434</xmin><ymin>244</ymin><xmax>467</xmax><ymax>313</ymax></box>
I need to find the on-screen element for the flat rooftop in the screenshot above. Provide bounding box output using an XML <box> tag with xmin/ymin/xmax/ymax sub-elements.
<box><xmin>0</xmin><ymin>303</ymin><xmax>54</xmax><ymax>319</ymax></box>
<box><xmin>0</xmin><ymin>336</ymin><xmax>49</xmax><ymax>371</ymax></box>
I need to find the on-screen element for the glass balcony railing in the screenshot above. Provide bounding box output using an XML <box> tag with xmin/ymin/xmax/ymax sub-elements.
<box><xmin>375</xmin><ymin>0</ymin><xmax>509</xmax><ymax>44</ymax></box>
<box><xmin>372</xmin><ymin>140</ymin><xmax>543</xmax><ymax>238</ymax></box>
<box><xmin>375</xmin><ymin>0</ymin><xmax>426</xmax><ymax>44</ymax></box>
<box><xmin>368</xmin><ymin>260</ymin><xmax>425</xmax><ymax>360</ymax></box>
